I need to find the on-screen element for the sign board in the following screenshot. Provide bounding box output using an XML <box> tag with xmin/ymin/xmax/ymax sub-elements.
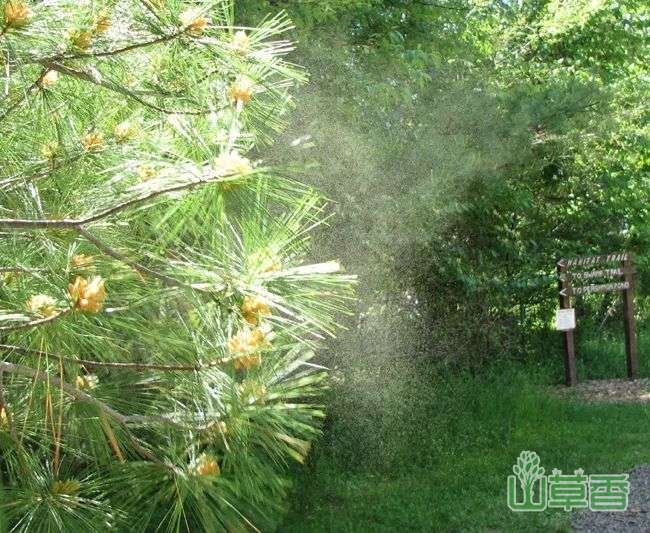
<box><xmin>570</xmin><ymin>282</ymin><xmax>629</xmax><ymax>296</ymax></box>
<box><xmin>556</xmin><ymin>252</ymin><xmax>636</xmax><ymax>386</ymax></box>
<box><xmin>563</xmin><ymin>252</ymin><xmax>629</xmax><ymax>268</ymax></box>
<box><xmin>555</xmin><ymin>308</ymin><xmax>575</xmax><ymax>331</ymax></box>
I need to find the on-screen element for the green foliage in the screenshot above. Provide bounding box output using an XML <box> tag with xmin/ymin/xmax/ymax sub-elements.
<box><xmin>241</xmin><ymin>0</ymin><xmax>649</xmax><ymax>365</ymax></box>
<box><xmin>0</xmin><ymin>1</ymin><xmax>353</xmax><ymax>531</ymax></box>
<box><xmin>413</xmin><ymin>0</ymin><xmax>650</xmax><ymax>359</ymax></box>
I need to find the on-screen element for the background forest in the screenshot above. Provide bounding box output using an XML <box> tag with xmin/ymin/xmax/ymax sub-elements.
<box><xmin>242</xmin><ymin>0</ymin><xmax>650</xmax><ymax>364</ymax></box>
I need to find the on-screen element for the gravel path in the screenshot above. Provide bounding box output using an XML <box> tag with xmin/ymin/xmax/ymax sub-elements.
<box><xmin>572</xmin><ymin>465</ymin><xmax>650</xmax><ymax>532</ymax></box>
<box><xmin>554</xmin><ymin>378</ymin><xmax>650</xmax><ymax>403</ymax></box>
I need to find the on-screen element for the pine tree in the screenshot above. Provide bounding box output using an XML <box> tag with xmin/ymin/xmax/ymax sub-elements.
<box><xmin>0</xmin><ymin>1</ymin><xmax>353</xmax><ymax>530</ymax></box>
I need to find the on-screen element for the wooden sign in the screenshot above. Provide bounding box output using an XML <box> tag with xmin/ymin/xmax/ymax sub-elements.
<box><xmin>570</xmin><ymin>282</ymin><xmax>629</xmax><ymax>296</ymax></box>
<box><xmin>556</xmin><ymin>252</ymin><xmax>637</xmax><ymax>386</ymax></box>
<box><xmin>563</xmin><ymin>252</ymin><xmax>629</xmax><ymax>267</ymax></box>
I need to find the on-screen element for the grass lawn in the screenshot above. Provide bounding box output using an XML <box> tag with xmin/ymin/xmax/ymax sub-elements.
<box><xmin>278</xmin><ymin>332</ymin><xmax>650</xmax><ymax>532</ymax></box>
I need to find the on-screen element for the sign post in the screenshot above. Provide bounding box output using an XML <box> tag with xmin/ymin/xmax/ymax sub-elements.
<box><xmin>622</xmin><ymin>254</ymin><xmax>638</xmax><ymax>378</ymax></box>
<box><xmin>556</xmin><ymin>252</ymin><xmax>636</xmax><ymax>386</ymax></box>
<box><xmin>557</xmin><ymin>261</ymin><xmax>577</xmax><ymax>386</ymax></box>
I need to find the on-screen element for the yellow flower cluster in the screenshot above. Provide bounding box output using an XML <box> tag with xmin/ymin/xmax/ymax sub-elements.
<box><xmin>82</xmin><ymin>131</ymin><xmax>103</xmax><ymax>151</ymax></box>
<box><xmin>233</xmin><ymin>352</ymin><xmax>261</xmax><ymax>370</ymax></box>
<box><xmin>3</xmin><ymin>1</ymin><xmax>32</xmax><ymax>28</ymax></box>
<box><xmin>41</xmin><ymin>141</ymin><xmax>58</xmax><ymax>161</ymax></box>
<box><xmin>215</xmin><ymin>150</ymin><xmax>252</xmax><ymax>176</ymax></box>
<box><xmin>227</xmin><ymin>77</ymin><xmax>254</xmax><ymax>106</ymax></box>
<box><xmin>228</xmin><ymin>328</ymin><xmax>267</xmax><ymax>370</ymax></box>
<box><xmin>113</xmin><ymin>120</ymin><xmax>138</xmax><ymax>143</ymax></box>
<box><xmin>179</xmin><ymin>9</ymin><xmax>209</xmax><ymax>36</ymax></box>
<box><xmin>68</xmin><ymin>276</ymin><xmax>106</xmax><ymax>313</ymax></box>
<box><xmin>137</xmin><ymin>164</ymin><xmax>156</xmax><ymax>181</ymax></box>
<box><xmin>71</xmin><ymin>254</ymin><xmax>93</xmax><ymax>268</ymax></box>
<box><xmin>75</xmin><ymin>374</ymin><xmax>99</xmax><ymax>390</ymax></box>
<box><xmin>215</xmin><ymin>151</ymin><xmax>252</xmax><ymax>190</ymax></box>
<box><xmin>64</xmin><ymin>11</ymin><xmax>111</xmax><ymax>51</ymax></box>
<box><xmin>193</xmin><ymin>453</ymin><xmax>220</xmax><ymax>476</ymax></box>
<box><xmin>230</xmin><ymin>30</ymin><xmax>251</xmax><ymax>54</ymax></box>
<box><xmin>240</xmin><ymin>295</ymin><xmax>271</xmax><ymax>325</ymax></box>
<box><xmin>51</xmin><ymin>479</ymin><xmax>81</xmax><ymax>495</ymax></box>
<box><xmin>1</xmin><ymin>272</ymin><xmax>18</xmax><ymax>284</ymax></box>
<box><xmin>228</xmin><ymin>327</ymin><xmax>265</xmax><ymax>352</ymax></box>
<box><xmin>238</xmin><ymin>379</ymin><xmax>267</xmax><ymax>404</ymax></box>
<box><xmin>25</xmin><ymin>294</ymin><xmax>57</xmax><ymax>317</ymax></box>
<box><xmin>248</xmin><ymin>249</ymin><xmax>282</xmax><ymax>274</ymax></box>
<box><xmin>199</xmin><ymin>419</ymin><xmax>229</xmax><ymax>444</ymax></box>
<box><xmin>70</xmin><ymin>29</ymin><xmax>93</xmax><ymax>50</ymax></box>
<box><xmin>92</xmin><ymin>11</ymin><xmax>111</xmax><ymax>33</ymax></box>
<box><xmin>39</xmin><ymin>70</ymin><xmax>59</xmax><ymax>88</ymax></box>
<box><xmin>206</xmin><ymin>420</ymin><xmax>227</xmax><ymax>436</ymax></box>
<box><xmin>0</xmin><ymin>405</ymin><xmax>8</xmax><ymax>428</ymax></box>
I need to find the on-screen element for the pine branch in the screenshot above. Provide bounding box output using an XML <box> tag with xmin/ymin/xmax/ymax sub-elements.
<box><xmin>0</xmin><ymin>153</ymin><xmax>85</xmax><ymax>191</ymax></box>
<box><xmin>0</xmin><ymin>361</ymin><xmax>170</xmax><ymax>466</ymax></box>
<box><xmin>0</xmin><ymin>308</ymin><xmax>71</xmax><ymax>331</ymax></box>
<box><xmin>0</xmin><ymin>3</ymin><xmax>351</xmax><ymax>527</ymax></box>
<box><xmin>0</xmin><ymin>68</ymin><xmax>47</xmax><ymax>123</ymax></box>
<box><xmin>99</xmin><ymin>411</ymin><xmax>126</xmax><ymax>463</ymax></box>
<box><xmin>43</xmin><ymin>61</ymin><xmax>214</xmax><ymax>116</ymax></box>
<box><xmin>0</xmin><ymin>171</ymin><xmax>223</xmax><ymax>229</ymax></box>
<box><xmin>40</xmin><ymin>30</ymin><xmax>187</xmax><ymax>63</ymax></box>
<box><xmin>0</xmin><ymin>267</ymin><xmax>44</xmax><ymax>273</ymax></box>
<box><xmin>0</xmin><ymin>361</ymin><xmax>211</xmax><ymax>431</ymax></box>
<box><xmin>77</xmin><ymin>227</ymin><xmax>190</xmax><ymax>289</ymax></box>
<box><xmin>0</xmin><ymin>343</ymin><xmax>232</xmax><ymax>371</ymax></box>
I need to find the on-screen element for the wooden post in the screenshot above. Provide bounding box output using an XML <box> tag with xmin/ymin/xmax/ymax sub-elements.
<box><xmin>557</xmin><ymin>260</ymin><xmax>577</xmax><ymax>386</ymax></box>
<box><xmin>622</xmin><ymin>254</ymin><xmax>638</xmax><ymax>379</ymax></box>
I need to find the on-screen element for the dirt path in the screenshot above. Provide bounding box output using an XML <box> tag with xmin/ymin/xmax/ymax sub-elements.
<box><xmin>554</xmin><ymin>378</ymin><xmax>650</xmax><ymax>403</ymax></box>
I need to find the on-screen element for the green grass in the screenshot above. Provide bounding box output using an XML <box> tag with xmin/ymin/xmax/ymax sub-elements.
<box><xmin>278</xmin><ymin>331</ymin><xmax>650</xmax><ymax>532</ymax></box>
